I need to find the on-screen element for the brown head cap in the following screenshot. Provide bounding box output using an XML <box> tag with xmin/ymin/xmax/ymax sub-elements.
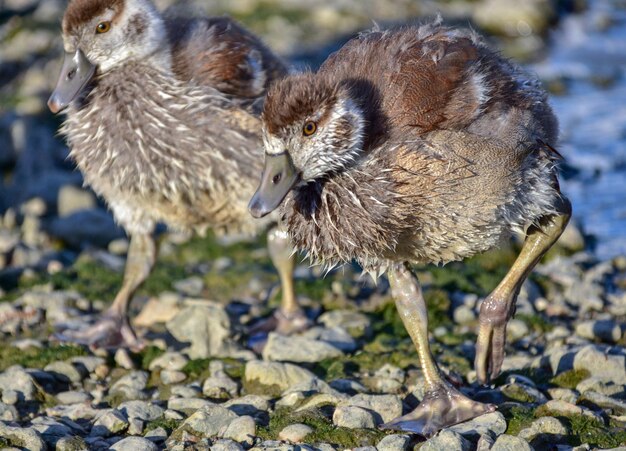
<box><xmin>62</xmin><ymin>0</ymin><xmax>124</xmax><ymax>35</ymax></box>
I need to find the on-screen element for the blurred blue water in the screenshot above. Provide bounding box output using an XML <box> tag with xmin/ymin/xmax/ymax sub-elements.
<box><xmin>533</xmin><ymin>0</ymin><xmax>626</xmax><ymax>259</ymax></box>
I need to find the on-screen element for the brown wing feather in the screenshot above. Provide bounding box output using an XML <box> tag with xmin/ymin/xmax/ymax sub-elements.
<box><xmin>166</xmin><ymin>16</ymin><xmax>286</xmax><ymax>99</ymax></box>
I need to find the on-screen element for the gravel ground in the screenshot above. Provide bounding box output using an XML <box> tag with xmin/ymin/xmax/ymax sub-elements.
<box><xmin>1</xmin><ymin>0</ymin><xmax>626</xmax><ymax>450</ymax></box>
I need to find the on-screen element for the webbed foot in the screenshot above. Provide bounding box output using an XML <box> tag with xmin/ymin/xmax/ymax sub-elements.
<box><xmin>381</xmin><ymin>384</ymin><xmax>495</xmax><ymax>437</ymax></box>
<box><xmin>54</xmin><ymin>311</ymin><xmax>144</xmax><ymax>351</ymax></box>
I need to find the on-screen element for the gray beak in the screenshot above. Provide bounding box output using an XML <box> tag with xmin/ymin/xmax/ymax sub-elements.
<box><xmin>249</xmin><ymin>152</ymin><xmax>300</xmax><ymax>218</ymax></box>
<box><xmin>48</xmin><ymin>49</ymin><xmax>96</xmax><ymax>113</ymax></box>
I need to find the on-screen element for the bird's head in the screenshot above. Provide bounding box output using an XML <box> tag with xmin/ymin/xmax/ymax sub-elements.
<box><xmin>249</xmin><ymin>73</ymin><xmax>366</xmax><ymax>218</ymax></box>
<box><xmin>48</xmin><ymin>0</ymin><xmax>167</xmax><ymax>113</ymax></box>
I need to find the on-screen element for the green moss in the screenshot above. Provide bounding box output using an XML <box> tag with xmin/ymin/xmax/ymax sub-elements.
<box><xmin>257</xmin><ymin>407</ymin><xmax>387</xmax><ymax>447</ymax></box>
<box><xmin>501</xmin><ymin>384</ymin><xmax>538</xmax><ymax>403</ymax></box>
<box><xmin>560</xmin><ymin>414</ymin><xmax>626</xmax><ymax>448</ymax></box>
<box><xmin>550</xmin><ymin>369</ymin><xmax>591</xmax><ymax>390</ymax></box>
<box><xmin>145</xmin><ymin>417</ymin><xmax>181</xmax><ymax>434</ymax></box>
<box><xmin>502</xmin><ymin>404</ymin><xmax>537</xmax><ymax>436</ymax></box>
<box><xmin>181</xmin><ymin>358</ymin><xmax>212</xmax><ymax>381</ymax></box>
<box><xmin>136</xmin><ymin>345</ymin><xmax>166</xmax><ymax>371</ymax></box>
<box><xmin>517</xmin><ymin>313</ymin><xmax>554</xmax><ymax>333</ymax></box>
<box><xmin>0</xmin><ymin>344</ymin><xmax>87</xmax><ymax>371</ymax></box>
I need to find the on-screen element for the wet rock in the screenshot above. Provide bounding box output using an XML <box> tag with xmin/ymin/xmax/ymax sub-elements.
<box><xmin>0</xmin><ymin>366</ymin><xmax>38</xmax><ymax>401</ymax></box>
<box><xmin>337</xmin><ymin>394</ymin><xmax>403</xmax><ymax>424</ymax></box>
<box><xmin>491</xmin><ymin>434</ymin><xmax>533</xmax><ymax>450</ymax></box>
<box><xmin>57</xmin><ymin>185</ymin><xmax>97</xmax><ymax>217</ymax></box>
<box><xmin>109</xmin><ymin>436</ymin><xmax>159</xmax><ymax>451</ymax></box>
<box><xmin>262</xmin><ymin>332</ymin><xmax>344</xmax><ymax>363</ymax></box>
<box><xmin>160</xmin><ymin>370</ymin><xmax>186</xmax><ymax>385</ymax></box>
<box><xmin>0</xmin><ymin>421</ymin><xmax>47</xmax><ymax>451</ymax></box>
<box><xmin>449</xmin><ymin>411</ymin><xmax>507</xmax><ymax>439</ymax></box>
<box><xmin>318</xmin><ymin>310</ymin><xmax>372</xmax><ymax>338</ymax></box>
<box><xmin>518</xmin><ymin>416</ymin><xmax>569</xmax><ymax>442</ymax></box>
<box><xmin>376</xmin><ymin>434</ymin><xmax>411</xmax><ymax>451</ymax></box>
<box><xmin>109</xmin><ymin>371</ymin><xmax>148</xmax><ymax>400</ymax></box>
<box><xmin>576</xmin><ymin>320</ymin><xmax>624</xmax><ymax>343</ymax></box>
<box><xmin>279</xmin><ymin>423</ymin><xmax>313</xmax><ymax>443</ymax></box>
<box><xmin>117</xmin><ymin>401</ymin><xmax>164</xmax><ymax>422</ymax></box>
<box><xmin>91</xmin><ymin>409</ymin><xmax>129</xmax><ymax>437</ymax></box>
<box><xmin>222</xmin><ymin>415</ymin><xmax>256</xmax><ymax>446</ymax></box>
<box><xmin>244</xmin><ymin>360</ymin><xmax>319</xmax><ymax>397</ymax></box>
<box><xmin>166</xmin><ymin>301</ymin><xmax>239</xmax><ymax>359</ymax></box>
<box><xmin>176</xmin><ymin>404</ymin><xmax>237</xmax><ymax>438</ymax></box>
<box><xmin>332</xmin><ymin>405</ymin><xmax>377</xmax><ymax>429</ymax></box>
<box><xmin>148</xmin><ymin>352</ymin><xmax>188</xmax><ymax>372</ymax></box>
<box><xmin>421</xmin><ymin>430</ymin><xmax>471</xmax><ymax>451</ymax></box>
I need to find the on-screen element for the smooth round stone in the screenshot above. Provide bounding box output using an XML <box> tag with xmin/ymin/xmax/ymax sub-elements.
<box><xmin>160</xmin><ymin>370</ymin><xmax>186</xmax><ymax>385</ymax></box>
<box><xmin>109</xmin><ymin>436</ymin><xmax>158</xmax><ymax>451</ymax></box>
<box><xmin>332</xmin><ymin>405</ymin><xmax>377</xmax><ymax>429</ymax></box>
<box><xmin>148</xmin><ymin>352</ymin><xmax>188</xmax><ymax>372</ymax></box>
<box><xmin>278</xmin><ymin>423</ymin><xmax>313</xmax><ymax>443</ymax></box>
<box><xmin>56</xmin><ymin>391</ymin><xmax>92</xmax><ymax>405</ymax></box>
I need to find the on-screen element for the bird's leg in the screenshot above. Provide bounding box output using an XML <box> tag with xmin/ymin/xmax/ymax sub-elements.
<box><xmin>56</xmin><ymin>232</ymin><xmax>156</xmax><ymax>351</ymax></box>
<box><xmin>382</xmin><ymin>263</ymin><xmax>494</xmax><ymax>437</ymax></box>
<box><xmin>250</xmin><ymin>226</ymin><xmax>310</xmax><ymax>335</ymax></box>
<box><xmin>475</xmin><ymin>196</ymin><xmax>571</xmax><ymax>384</ymax></box>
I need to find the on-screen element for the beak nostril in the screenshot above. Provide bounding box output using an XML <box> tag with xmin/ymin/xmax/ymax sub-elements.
<box><xmin>67</xmin><ymin>69</ymin><xmax>76</xmax><ymax>80</ymax></box>
<box><xmin>272</xmin><ymin>173</ymin><xmax>282</xmax><ymax>184</ymax></box>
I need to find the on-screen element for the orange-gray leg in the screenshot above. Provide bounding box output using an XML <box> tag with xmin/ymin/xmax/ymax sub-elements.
<box><xmin>475</xmin><ymin>196</ymin><xmax>572</xmax><ymax>384</ymax></box>
<box><xmin>56</xmin><ymin>232</ymin><xmax>156</xmax><ymax>350</ymax></box>
<box><xmin>382</xmin><ymin>263</ymin><xmax>495</xmax><ymax>437</ymax></box>
<box><xmin>250</xmin><ymin>226</ymin><xmax>310</xmax><ymax>335</ymax></box>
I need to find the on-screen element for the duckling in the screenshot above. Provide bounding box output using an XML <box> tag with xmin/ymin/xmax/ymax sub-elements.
<box><xmin>48</xmin><ymin>0</ymin><xmax>308</xmax><ymax>349</ymax></box>
<box><xmin>249</xmin><ymin>22</ymin><xmax>572</xmax><ymax>435</ymax></box>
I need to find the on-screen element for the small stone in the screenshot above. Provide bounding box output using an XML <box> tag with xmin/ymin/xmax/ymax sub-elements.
<box><xmin>91</xmin><ymin>409</ymin><xmax>129</xmax><ymax>437</ymax></box>
<box><xmin>167</xmin><ymin>397</ymin><xmax>213</xmax><ymax>414</ymax></box>
<box><xmin>222</xmin><ymin>415</ymin><xmax>256</xmax><ymax>446</ymax></box>
<box><xmin>507</xmin><ymin>319</ymin><xmax>530</xmax><ymax>342</ymax></box>
<box><xmin>118</xmin><ymin>401</ymin><xmax>165</xmax><ymax>422</ymax></box>
<box><xmin>0</xmin><ymin>367</ymin><xmax>38</xmax><ymax>401</ymax></box>
<box><xmin>56</xmin><ymin>436</ymin><xmax>89</xmax><ymax>451</ymax></box>
<box><xmin>203</xmin><ymin>375</ymin><xmax>239</xmax><ymax>399</ymax></box>
<box><xmin>0</xmin><ymin>402</ymin><xmax>18</xmax><ymax>421</ymax></box>
<box><xmin>579</xmin><ymin>391</ymin><xmax>626</xmax><ymax>415</ymax></box>
<box><xmin>332</xmin><ymin>405</ymin><xmax>377</xmax><ymax>429</ymax></box>
<box><xmin>376</xmin><ymin>434</ymin><xmax>411</xmax><ymax>451</ymax></box>
<box><xmin>109</xmin><ymin>436</ymin><xmax>159</xmax><ymax>451</ymax></box>
<box><xmin>318</xmin><ymin>310</ymin><xmax>371</xmax><ymax>338</ymax></box>
<box><xmin>211</xmin><ymin>439</ymin><xmax>245</xmax><ymax>451</ymax></box>
<box><xmin>338</xmin><ymin>394</ymin><xmax>403</xmax><ymax>424</ymax></box>
<box><xmin>223</xmin><ymin>395</ymin><xmax>271</xmax><ymax>416</ymax></box>
<box><xmin>576</xmin><ymin>320</ymin><xmax>623</xmax><ymax>343</ymax></box>
<box><xmin>173</xmin><ymin>276</ymin><xmax>205</xmax><ymax>297</ymax></box>
<box><xmin>279</xmin><ymin>423</ymin><xmax>313</xmax><ymax>443</ymax></box>
<box><xmin>166</xmin><ymin>301</ymin><xmax>238</xmax><ymax>359</ymax></box>
<box><xmin>0</xmin><ymin>421</ymin><xmax>46</xmax><ymax>451</ymax></box>
<box><xmin>45</xmin><ymin>360</ymin><xmax>87</xmax><ymax>383</ymax></box>
<box><xmin>262</xmin><ymin>333</ymin><xmax>344</xmax><ymax>363</ymax></box>
<box><xmin>31</xmin><ymin>416</ymin><xmax>77</xmax><ymax>447</ymax></box>
<box><xmin>491</xmin><ymin>434</ymin><xmax>533</xmax><ymax>450</ymax></box>
<box><xmin>301</xmin><ymin>326</ymin><xmax>358</xmax><ymax>352</ymax></box>
<box><xmin>2</xmin><ymin>389</ymin><xmax>19</xmax><ymax>405</ymax></box>
<box><xmin>453</xmin><ymin>305</ymin><xmax>476</xmax><ymax>325</ymax></box>
<box><xmin>175</xmin><ymin>405</ymin><xmax>237</xmax><ymax>438</ymax></box>
<box><xmin>244</xmin><ymin>360</ymin><xmax>320</xmax><ymax>397</ymax></box>
<box><xmin>114</xmin><ymin>349</ymin><xmax>136</xmax><ymax>370</ymax></box>
<box><xmin>518</xmin><ymin>416</ymin><xmax>568</xmax><ymax>442</ymax></box>
<box><xmin>109</xmin><ymin>371</ymin><xmax>148</xmax><ymax>400</ymax></box>
<box><xmin>536</xmin><ymin>400</ymin><xmax>602</xmax><ymax>422</ymax></box>
<box><xmin>577</xmin><ymin>377</ymin><xmax>626</xmax><ymax>397</ymax></box>
<box><xmin>148</xmin><ymin>352</ymin><xmax>188</xmax><ymax>372</ymax></box>
<box><xmin>421</xmin><ymin>430</ymin><xmax>471</xmax><ymax>451</ymax></box>
<box><xmin>144</xmin><ymin>426</ymin><xmax>167</xmax><ymax>442</ymax></box>
<box><xmin>128</xmin><ymin>418</ymin><xmax>144</xmax><ymax>435</ymax></box>
<box><xmin>57</xmin><ymin>185</ymin><xmax>97</xmax><ymax>217</ymax></box>
<box><xmin>134</xmin><ymin>294</ymin><xmax>181</xmax><ymax>327</ymax></box>
<box><xmin>547</xmin><ymin>388</ymin><xmax>579</xmax><ymax>404</ymax></box>
<box><xmin>70</xmin><ymin>356</ymin><xmax>106</xmax><ymax>374</ymax></box>
<box><xmin>574</xmin><ymin>345</ymin><xmax>626</xmax><ymax>384</ymax></box>
<box><xmin>56</xmin><ymin>391</ymin><xmax>93</xmax><ymax>405</ymax></box>
<box><xmin>449</xmin><ymin>411</ymin><xmax>507</xmax><ymax>439</ymax></box>
<box><xmin>501</xmin><ymin>382</ymin><xmax>548</xmax><ymax>404</ymax></box>
<box><xmin>160</xmin><ymin>370</ymin><xmax>186</xmax><ymax>385</ymax></box>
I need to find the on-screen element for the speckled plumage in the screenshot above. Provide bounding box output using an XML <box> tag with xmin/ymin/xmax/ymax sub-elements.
<box><xmin>262</xmin><ymin>23</ymin><xmax>563</xmax><ymax>272</ymax></box>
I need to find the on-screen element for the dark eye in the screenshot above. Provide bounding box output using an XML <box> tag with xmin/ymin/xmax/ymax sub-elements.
<box><xmin>96</xmin><ymin>21</ymin><xmax>111</xmax><ymax>34</ymax></box>
<box><xmin>303</xmin><ymin>121</ymin><xmax>317</xmax><ymax>137</ymax></box>
<box><xmin>272</xmin><ymin>173</ymin><xmax>282</xmax><ymax>184</ymax></box>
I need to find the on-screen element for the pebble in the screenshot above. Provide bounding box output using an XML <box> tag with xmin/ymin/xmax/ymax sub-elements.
<box><xmin>203</xmin><ymin>374</ymin><xmax>239</xmax><ymax>399</ymax></box>
<box><xmin>56</xmin><ymin>390</ymin><xmax>93</xmax><ymax>404</ymax></box>
<box><xmin>114</xmin><ymin>349</ymin><xmax>136</xmax><ymax>370</ymax></box>
<box><xmin>0</xmin><ymin>366</ymin><xmax>38</xmax><ymax>401</ymax></box>
<box><xmin>211</xmin><ymin>439</ymin><xmax>245</xmax><ymax>451</ymax></box>
<box><xmin>175</xmin><ymin>405</ymin><xmax>237</xmax><ymax>438</ymax></box>
<box><xmin>518</xmin><ymin>416</ymin><xmax>569</xmax><ymax>441</ymax></box>
<box><xmin>244</xmin><ymin>360</ymin><xmax>320</xmax><ymax>397</ymax></box>
<box><xmin>109</xmin><ymin>371</ymin><xmax>149</xmax><ymax>400</ymax></box>
<box><xmin>573</xmin><ymin>345</ymin><xmax>626</xmax><ymax>384</ymax></box>
<box><xmin>491</xmin><ymin>434</ymin><xmax>534</xmax><ymax>450</ymax></box>
<box><xmin>376</xmin><ymin>434</ymin><xmax>411</xmax><ymax>451</ymax></box>
<box><xmin>91</xmin><ymin>409</ymin><xmax>129</xmax><ymax>437</ymax></box>
<box><xmin>536</xmin><ymin>400</ymin><xmax>603</xmax><ymax>422</ymax></box>
<box><xmin>0</xmin><ymin>421</ymin><xmax>47</xmax><ymax>451</ymax></box>
<box><xmin>449</xmin><ymin>411</ymin><xmax>507</xmax><ymax>439</ymax></box>
<box><xmin>332</xmin><ymin>405</ymin><xmax>377</xmax><ymax>429</ymax></box>
<box><xmin>0</xmin><ymin>402</ymin><xmax>18</xmax><ymax>421</ymax></box>
<box><xmin>576</xmin><ymin>319</ymin><xmax>624</xmax><ymax>343</ymax></box>
<box><xmin>117</xmin><ymin>401</ymin><xmax>165</xmax><ymax>422</ymax></box>
<box><xmin>148</xmin><ymin>352</ymin><xmax>188</xmax><ymax>372</ymax></box>
<box><xmin>317</xmin><ymin>310</ymin><xmax>371</xmax><ymax>337</ymax></box>
<box><xmin>56</xmin><ymin>436</ymin><xmax>89</xmax><ymax>451</ymax></box>
<box><xmin>44</xmin><ymin>360</ymin><xmax>86</xmax><ymax>383</ymax></box>
<box><xmin>421</xmin><ymin>430</ymin><xmax>471</xmax><ymax>451</ymax></box>
<box><xmin>167</xmin><ymin>397</ymin><xmax>214</xmax><ymax>413</ymax></box>
<box><xmin>222</xmin><ymin>415</ymin><xmax>256</xmax><ymax>446</ymax></box>
<box><xmin>337</xmin><ymin>394</ymin><xmax>403</xmax><ymax>424</ymax></box>
<box><xmin>224</xmin><ymin>395</ymin><xmax>271</xmax><ymax>416</ymax></box>
<box><xmin>160</xmin><ymin>370</ymin><xmax>187</xmax><ymax>385</ymax></box>
<box><xmin>109</xmin><ymin>436</ymin><xmax>159</xmax><ymax>451</ymax></box>
<box><xmin>262</xmin><ymin>332</ymin><xmax>344</xmax><ymax>363</ymax></box>
<box><xmin>278</xmin><ymin>423</ymin><xmax>313</xmax><ymax>443</ymax></box>
<box><xmin>579</xmin><ymin>390</ymin><xmax>626</xmax><ymax>415</ymax></box>
<box><xmin>501</xmin><ymin>382</ymin><xmax>548</xmax><ymax>404</ymax></box>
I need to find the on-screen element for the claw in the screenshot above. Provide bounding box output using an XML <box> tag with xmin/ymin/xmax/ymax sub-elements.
<box><xmin>381</xmin><ymin>384</ymin><xmax>495</xmax><ymax>437</ymax></box>
<box><xmin>475</xmin><ymin>295</ymin><xmax>513</xmax><ymax>384</ymax></box>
